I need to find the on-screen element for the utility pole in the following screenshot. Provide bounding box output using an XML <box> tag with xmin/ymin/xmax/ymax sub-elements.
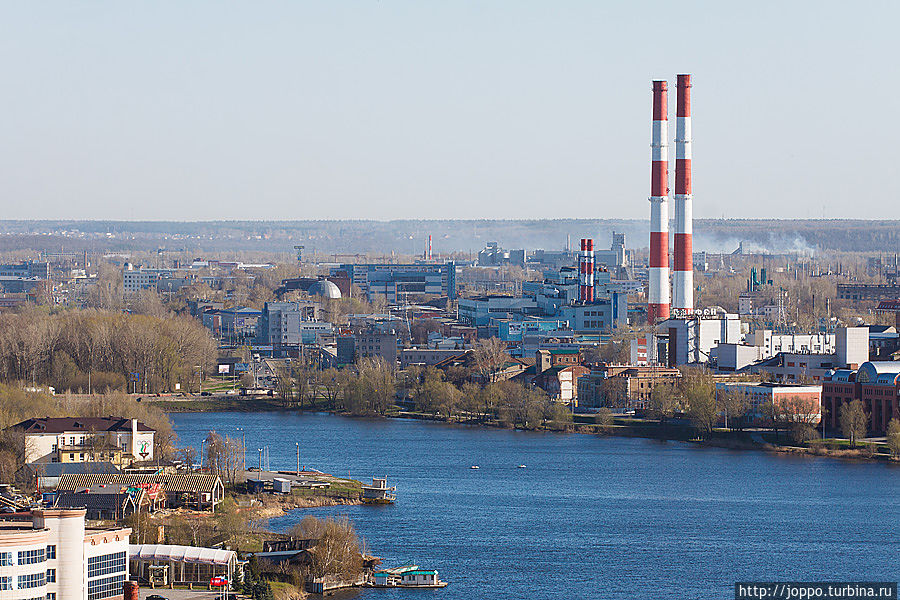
<box><xmin>296</xmin><ymin>442</ymin><xmax>300</xmax><ymax>476</ymax></box>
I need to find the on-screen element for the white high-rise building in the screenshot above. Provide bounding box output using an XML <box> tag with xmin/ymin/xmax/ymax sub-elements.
<box><xmin>0</xmin><ymin>508</ymin><xmax>130</xmax><ymax>600</ymax></box>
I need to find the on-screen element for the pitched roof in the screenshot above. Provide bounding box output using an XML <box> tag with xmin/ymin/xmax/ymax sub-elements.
<box><xmin>13</xmin><ymin>417</ymin><xmax>155</xmax><ymax>434</ymax></box>
<box><xmin>56</xmin><ymin>473</ymin><xmax>221</xmax><ymax>494</ymax></box>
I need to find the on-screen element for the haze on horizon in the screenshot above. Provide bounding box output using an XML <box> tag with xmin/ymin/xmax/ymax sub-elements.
<box><xmin>0</xmin><ymin>1</ymin><xmax>894</xmax><ymax>222</ymax></box>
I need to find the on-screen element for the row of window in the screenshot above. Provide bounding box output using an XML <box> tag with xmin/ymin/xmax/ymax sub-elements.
<box><xmin>0</xmin><ymin>546</ymin><xmax>55</xmax><ymax>567</ymax></box>
<box><xmin>87</xmin><ymin>551</ymin><xmax>127</xmax><ymax>579</ymax></box>
<box><xmin>87</xmin><ymin>574</ymin><xmax>126</xmax><ymax>600</ymax></box>
<box><xmin>15</xmin><ymin>572</ymin><xmax>46</xmax><ymax>589</ymax></box>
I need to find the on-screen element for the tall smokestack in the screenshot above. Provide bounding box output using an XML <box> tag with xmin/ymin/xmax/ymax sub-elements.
<box><xmin>428</xmin><ymin>234</ymin><xmax>433</xmax><ymax>260</ymax></box>
<box><xmin>673</xmin><ymin>73</ymin><xmax>693</xmax><ymax>314</ymax></box>
<box><xmin>586</xmin><ymin>239</ymin><xmax>594</xmax><ymax>303</ymax></box>
<box><xmin>648</xmin><ymin>80</ymin><xmax>670</xmax><ymax>324</ymax></box>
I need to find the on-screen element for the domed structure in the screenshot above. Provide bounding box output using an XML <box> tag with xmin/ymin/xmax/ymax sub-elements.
<box><xmin>307</xmin><ymin>279</ymin><xmax>342</xmax><ymax>299</ymax></box>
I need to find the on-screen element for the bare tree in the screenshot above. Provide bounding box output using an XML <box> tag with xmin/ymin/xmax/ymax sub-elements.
<box><xmin>887</xmin><ymin>418</ymin><xmax>900</xmax><ymax>458</ymax></box>
<box><xmin>222</xmin><ymin>435</ymin><xmax>246</xmax><ymax>486</ymax></box>
<box><xmin>839</xmin><ymin>399</ymin><xmax>868</xmax><ymax>448</ymax></box>
<box><xmin>473</xmin><ymin>338</ymin><xmax>509</xmax><ymax>384</ymax></box>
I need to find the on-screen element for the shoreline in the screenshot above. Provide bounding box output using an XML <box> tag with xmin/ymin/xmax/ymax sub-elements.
<box><xmin>158</xmin><ymin>397</ymin><xmax>897</xmax><ymax>464</ymax></box>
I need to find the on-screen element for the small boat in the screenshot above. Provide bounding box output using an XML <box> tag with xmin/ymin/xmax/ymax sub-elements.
<box><xmin>361</xmin><ymin>477</ymin><xmax>396</xmax><ymax>505</ymax></box>
<box><xmin>470</xmin><ymin>465</ymin><xmax>480</xmax><ymax>470</ymax></box>
<box><xmin>518</xmin><ymin>465</ymin><xmax>526</xmax><ymax>469</ymax></box>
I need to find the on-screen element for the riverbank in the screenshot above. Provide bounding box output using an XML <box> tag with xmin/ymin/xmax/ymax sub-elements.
<box><xmin>155</xmin><ymin>395</ymin><xmax>897</xmax><ymax>463</ymax></box>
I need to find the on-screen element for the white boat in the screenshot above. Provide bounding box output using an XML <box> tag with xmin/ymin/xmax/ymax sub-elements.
<box><xmin>470</xmin><ymin>465</ymin><xmax>479</xmax><ymax>470</ymax></box>
<box><xmin>518</xmin><ymin>465</ymin><xmax>526</xmax><ymax>469</ymax></box>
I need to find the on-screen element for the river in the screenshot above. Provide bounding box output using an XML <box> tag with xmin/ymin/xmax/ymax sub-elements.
<box><xmin>170</xmin><ymin>411</ymin><xmax>900</xmax><ymax>599</ymax></box>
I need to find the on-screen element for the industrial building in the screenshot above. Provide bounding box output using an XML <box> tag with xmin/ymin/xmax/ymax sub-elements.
<box><xmin>823</xmin><ymin>361</ymin><xmax>900</xmax><ymax>434</ymax></box>
<box><xmin>331</xmin><ymin>262</ymin><xmax>457</xmax><ymax>302</ymax></box>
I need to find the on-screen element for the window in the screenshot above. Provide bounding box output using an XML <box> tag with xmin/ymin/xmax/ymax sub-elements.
<box><xmin>47</xmin><ymin>594</ymin><xmax>57</xmax><ymax>600</ymax></box>
<box><xmin>46</xmin><ymin>546</ymin><xmax>56</xmax><ymax>559</ymax></box>
<box><xmin>87</xmin><ymin>574</ymin><xmax>126</xmax><ymax>600</ymax></box>
<box><xmin>18</xmin><ymin>549</ymin><xmax>45</xmax><ymax>564</ymax></box>
<box><xmin>0</xmin><ymin>552</ymin><xmax>12</xmax><ymax>566</ymax></box>
<box><xmin>0</xmin><ymin>576</ymin><xmax>11</xmax><ymax>590</ymax></box>
<box><xmin>46</xmin><ymin>569</ymin><xmax>55</xmax><ymax>583</ymax></box>
<box><xmin>87</xmin><ymin>551</ymin><xmax>127</xmax><ymax>579</ymax></box>
<box><xmin>18</xmin><ymin>572</ymin><xmax>46</xmax><ymax>589</ymax></box>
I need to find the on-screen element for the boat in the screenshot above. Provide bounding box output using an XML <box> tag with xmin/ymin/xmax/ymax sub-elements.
<box><xmin>361</xmin><ymin>477</ymin><xmax>396</xmax><ymax>505</ymax></box>
<box><xmin>470</xmin><ymin>465</ymin><xmax>480</xmax><ymax>470</ymax></box>
<box><xmin>371</xmin><ymin>565</ymin><xmax>449</xmax><ymax>588</ymax></box>
<box><xmin>518</xmin><ymin>465</ymin><xmax>526</xmax><ymax>469</ymax></box>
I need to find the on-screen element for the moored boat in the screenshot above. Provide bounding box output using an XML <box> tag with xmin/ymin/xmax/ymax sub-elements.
<box><xmin>371</xmin><ymin>565</ymin><xmax>448</xmax><ymax>588</ymax></box>
<box><xmin>361</xmin><ymin>476</ymin><xmax>396</xmax><ymax>504</ymax></box>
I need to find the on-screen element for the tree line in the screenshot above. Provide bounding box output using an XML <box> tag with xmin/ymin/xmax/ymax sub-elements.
<box><xmin>0</xmin><ymin>307</ymin><xmax>216</xmax><ymax>394</ymax></box>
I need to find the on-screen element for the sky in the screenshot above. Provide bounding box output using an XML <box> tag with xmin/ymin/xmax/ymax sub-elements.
<box><xmin>0</xmin><ymin>1</ymin><xmax>896</xmax><ymax>221</ymax></box>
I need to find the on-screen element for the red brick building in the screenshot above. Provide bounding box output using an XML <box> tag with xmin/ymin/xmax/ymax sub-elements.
<box><xmin>822</xmin><ymin>361</ymin><xmax>900</xmax><ymax>434</ymax></box>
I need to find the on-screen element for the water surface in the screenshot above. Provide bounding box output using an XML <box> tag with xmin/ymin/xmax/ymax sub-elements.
<box><xmin>170</xmin><ymin>411</ymin><xmax>900</xmax><ymax>600</ymax></box>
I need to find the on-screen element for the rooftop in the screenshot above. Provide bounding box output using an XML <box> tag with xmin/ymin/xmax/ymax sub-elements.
<box><xmin>13</xmin><ymin>416</ymin><xmax>155</xmax><ymax>434</ymax></box>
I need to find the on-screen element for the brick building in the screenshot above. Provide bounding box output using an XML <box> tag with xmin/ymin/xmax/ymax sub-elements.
<box><xmin>822</xmin><ymin>361</ymin><xmax>900</xmax><ymax>434</ymax></box>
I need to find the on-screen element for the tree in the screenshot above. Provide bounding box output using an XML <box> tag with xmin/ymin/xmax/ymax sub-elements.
<box><xmin>595</xmin><ymin>407</ymin><xmax>614</xmax><ymax>433</ymax></box>
<box><xmin>679</xmin><ymin>368</ymin><xmax>717</xmax><ymax>436</ymax></box>
<box><xmin>761</xmin><ymin>399</ymin><xmax>787</xmax><ymax>441</ymax></box>
<box><xmin>222</xmin><ymin>436</ymin><xmax>246</xmax><ymax>487</ymax></box>
<box><xmin>886</xmin><ymin>419</ymin><xmax>900</xmax><ymax>458</ymax></box>
<box><xmin>274</xmin><ymin>362</ymin><xmax>295</xmax><ymax>407</ymax></box>
<box><xmin>647</xmin><ymin>383</ymin><xmax>679</xmax><ymax>424</ymax></box>
<box><xmin>600</xmin><ymin>377</ymin><xmax>628</xmax><ymax>410</ymax></box>
<box><xmin>790</xmin><ymin>423</ymin><xmax>818</xmax><ymax>445</ymax></box>
<box><xmin>473</xmin><ymin>338</ymin><xmax>509</xmax><ymax>384</ymax></box>
<box><xmin>319</xmin><ymin>368</ymin><xmax>344</xmax><ymax>409</ymax></box>
<box><xmin>204</xmin><ymin>431</ymin><xmax>226</xmax><ymax>477</ymax></box>
<box><xmin>306</xmin><ymin>516</ymin><xmax>365</xmax><ymax>581</ymax></box>
<box><xmin>720</xmin><ymin>390</ymin><xmax>750</xmax><ymax>431</ymax></box>
<box><xmin>839</xmin><ymin>399</ymin><xmax>868</xmax><ymax>448</ymax></box>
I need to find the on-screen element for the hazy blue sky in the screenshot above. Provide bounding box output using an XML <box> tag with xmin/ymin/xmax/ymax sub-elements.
<box><xmin>0</xmin><ymin>1</ymin><xmax>895</xmax><ymax>221</ymax></box>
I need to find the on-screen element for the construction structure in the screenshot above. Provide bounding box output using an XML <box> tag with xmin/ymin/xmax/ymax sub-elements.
<box><xmin>673</xmin><ymin>73</ymin><xmax>693</xmax><ymax>314</ymax></box>
<box><xmin>648</xmin><ymin>80</ymin><xmax>670</xmax><ymax>324</ymax></box>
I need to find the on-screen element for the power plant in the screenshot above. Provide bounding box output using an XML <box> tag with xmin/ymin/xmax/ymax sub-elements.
<box><xmin>648</xmin><ymin>74</ymin><xmax>694</xmax><ymax>324</ymax></box>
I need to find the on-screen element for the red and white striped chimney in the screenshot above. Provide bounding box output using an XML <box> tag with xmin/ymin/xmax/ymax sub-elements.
<box><xmin>579</xmin><ymin>238</ymin><xmax>587</xmax><ymax>303</ymax></box>
<box><xmin>648</xmin><ymin>80</ymin><xmax>670</xmax><ymax>325</ymax></box>
<box><xmin>586</xmin><ymin>239</ymin><xmax>594</xmax><ymax>303</ymax></box>
<box><xmin>673</xmin><ymin>73</ymin><xmax>693</xmax><ymax>314</ymax></box>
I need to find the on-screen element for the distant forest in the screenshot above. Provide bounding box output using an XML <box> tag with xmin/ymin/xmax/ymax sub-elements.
<box><xmin>0</xmin><ymin>219</ymin><xmax>896</xmax><ymax>255</ymax></box>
